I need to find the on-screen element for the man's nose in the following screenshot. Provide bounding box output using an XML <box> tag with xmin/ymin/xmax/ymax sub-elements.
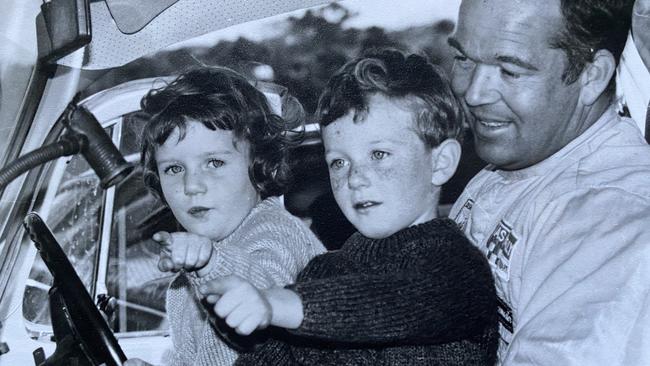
<box><xmin>462</xmin><ymin>64</ymin><xmax>500</xmax><ymax>107</ymax></box>
<box><xmin>347</xmin><ymin>164</ymin><xmax>370</xmax><ymax>189</ymax></box>
<box><xmin>184</xmin><ymin>169</ymin><xmax>207</xmax><ymax>195</ymax></box>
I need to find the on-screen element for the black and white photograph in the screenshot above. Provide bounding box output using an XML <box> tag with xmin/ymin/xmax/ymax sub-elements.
<box><xmin>0</xmin><ymin>0</ymin><xmax>648</xmax><ymax>365</ymax></box>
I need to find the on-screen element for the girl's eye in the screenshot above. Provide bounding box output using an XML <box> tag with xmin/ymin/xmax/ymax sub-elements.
<box><xmin>163</xmin><ymin>165</ymin><xmax>183</xmax><ymax>175</ymax></box>
<box><xmin>207</xmin><ymin>159</ymin><xmax>224</xmax><ymax>169</ymax></box>
<box><xmin>329</xmin><ymin>159</ymin><xmax>347</xmax><ymax>170</ymax></box>
<box><xmin>371</xmin><ymin>150</ymin><xmax>389</xmax><ymax>160</ymax></box>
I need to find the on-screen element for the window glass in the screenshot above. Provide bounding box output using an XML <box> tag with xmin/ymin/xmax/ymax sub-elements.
<box><xmin>0</xmin><ymin>0</ymin><xmax>39</xmax><ymax>164</ymax></box>
<box><xmin>22</xmin><ymin>151</ymin><xmax>104</xmax><ymax>331</ymax></box>
<box><xmin>106</xmin><ymin>113</ymin><xmax>177</xmax><ymax>333</ymax></box>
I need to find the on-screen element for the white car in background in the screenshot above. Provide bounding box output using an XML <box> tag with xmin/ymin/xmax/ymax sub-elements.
<box><xmin>0</xmin><ymin>0</ymin><xmax>467</xmax><ymax>364</ymax></box>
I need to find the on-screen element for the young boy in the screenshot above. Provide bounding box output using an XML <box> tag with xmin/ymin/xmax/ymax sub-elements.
<box><xmin>200</xmin><ymin>50</ymin><xmax>498</xmax><ymax>365</ymax></box>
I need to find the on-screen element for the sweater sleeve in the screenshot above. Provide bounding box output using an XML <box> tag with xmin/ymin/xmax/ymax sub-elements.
<box><xmin>193</xmin><ymin>210</ymin><xmax>324</xmax><ymax>290</ymax></box>
<box><xmin>288</xmin><ymin>237</ymin><xmax>496</xmax><ymax>345</ymax></box>
<box><xmin>234</xmin><ymin>338</ymin><xmax>299</xmax><ymax>366</ymax></box>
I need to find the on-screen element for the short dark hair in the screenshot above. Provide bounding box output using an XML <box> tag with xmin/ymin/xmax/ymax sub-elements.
<box><xmin>551</xmin><ymin>0</ymin><xmax>634</xmax><ymax>93</ymax></box>
<box><xmin>140</xmin><ymin>67</ymin><xmax>300</xmax><ymax>201</ymax></box>
<box><xmin>316</xmin><ymin>49</ymin><xmax>464</xmax><ymax>148</ymax></box>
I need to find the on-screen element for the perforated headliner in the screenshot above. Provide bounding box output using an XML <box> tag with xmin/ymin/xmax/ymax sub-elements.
<box><xmin>59</xmin><ymin>0</ymin><xmax>331</xmax><ymax>70</ymax></box>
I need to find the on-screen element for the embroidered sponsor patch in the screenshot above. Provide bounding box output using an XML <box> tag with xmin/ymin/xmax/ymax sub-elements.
<box><xmin>485</xmin><ymin>220</ymin><xmax>518</xmax><ymax>279</ymax></box>
<box><xmin>454</xmin><ymin>198</ymin><xmax>474</xmax><ymax>231</ymax></box>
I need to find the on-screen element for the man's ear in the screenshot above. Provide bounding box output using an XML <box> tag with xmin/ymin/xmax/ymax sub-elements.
<box><xmin>431</xmin><ymin>138</ymin><xmax>461</xmax><ymax>186</ymax></box>
<box><xmin>579</xmin><ymin>49</ymin><xmax>616</xmax><ymax>105</ymax></box>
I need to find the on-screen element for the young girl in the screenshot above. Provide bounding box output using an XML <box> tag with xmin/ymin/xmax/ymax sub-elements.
<box><xmin>200</xmin><ymin>50</ymin><xmax>498</xmax><ymax>365</ymax></box>
<box><xmin>126</xmin><ymin>67</ymin><xmax>325</xmax><ymax>366</ymax></box>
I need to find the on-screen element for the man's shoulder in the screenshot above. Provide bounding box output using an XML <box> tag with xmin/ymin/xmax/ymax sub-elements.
<box><xmin>454</xmin><ymin>113</ymin><xmax>650</xmax><ymax>211</ymax></box>
<box><xmin>571</xmin><ymin>116</ymin><xmax>650</xmax><ymax>195</ymax></box>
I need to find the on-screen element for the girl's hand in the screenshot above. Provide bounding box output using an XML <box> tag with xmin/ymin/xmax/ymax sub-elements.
<box><xmin>199</xmin><ymin>276</ymin><xmax>272</xmax><ymax>335</ymax></box>
<box><xmin>153</xmin><ymin>231</ymin><xmax>215</xmax><ymax>276</ymax></box>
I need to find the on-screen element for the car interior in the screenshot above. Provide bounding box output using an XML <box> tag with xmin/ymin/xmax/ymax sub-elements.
<box><xmin>0</xmin><ymin>1</ymin><xmax>486</xmax><ymax>364</ymax></box>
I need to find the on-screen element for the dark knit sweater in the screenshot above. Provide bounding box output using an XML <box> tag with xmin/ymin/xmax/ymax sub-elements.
<box><xmin>236</xmin><ymin>218</ymin><xmax>498</xmax><ymax>365</ymax></box>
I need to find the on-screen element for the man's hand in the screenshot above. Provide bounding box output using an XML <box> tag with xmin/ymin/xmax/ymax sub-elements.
<box><xmin>199</xmin><ymin>275</ymin><xmax>272</xmax><ymax>335</ymax></box>
<box><xmin>154</xmin><ymin>231</ymin><xmax>215</xmax><ymax>276</ymax></box>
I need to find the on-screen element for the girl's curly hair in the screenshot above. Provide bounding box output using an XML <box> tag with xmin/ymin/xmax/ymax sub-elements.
<box><xmin>140</xmin><ymin>66</ymin><xmax>303</xmax><ymax>202</ymax></box>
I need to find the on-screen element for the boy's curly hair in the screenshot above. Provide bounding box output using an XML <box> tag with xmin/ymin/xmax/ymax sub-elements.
<box><xmin>140</xmin><ymin>67</ymin><xmax>301</xmax><ymax>201</ymax></box>
<box><xmin>316</xmin><ymin>48</ymin><xmax>465</xmax><ymax>148</ymax></box>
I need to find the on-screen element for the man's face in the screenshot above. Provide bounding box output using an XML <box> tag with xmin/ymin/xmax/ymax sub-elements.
<box><xmin>155</xmin><ymin>121</ymin><xmax>260</xmax><ymax>241</ymax></box>
<box><xmin>449</xmin><ymin>0</ymin><xmax>584</xmax><ymax>170</ymax></box>
<box><xmin>322</xmin><ymin>94</ymin><xmax>438</xmax><ymax>239</ymax></box>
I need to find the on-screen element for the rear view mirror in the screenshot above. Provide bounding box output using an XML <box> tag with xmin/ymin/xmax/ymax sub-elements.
<box><xmin>37</xmin><ymin>0</ymin><xmax>91</xmax><ymax>63</ymax></box>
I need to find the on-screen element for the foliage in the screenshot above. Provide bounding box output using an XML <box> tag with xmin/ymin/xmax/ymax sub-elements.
<box><xmin>83</xmin><ymin>3</ymin><xmax>456</xmax><ymax>117</ymax></box>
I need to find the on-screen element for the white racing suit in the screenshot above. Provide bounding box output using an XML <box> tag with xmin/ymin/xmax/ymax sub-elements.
<box><xmin>451</xmin><ymin>107</ymin><xmax>650</xmax><ymax>365</ymax></box>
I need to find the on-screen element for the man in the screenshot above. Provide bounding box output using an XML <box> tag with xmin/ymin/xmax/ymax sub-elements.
<box><xmin>448</xmin><ymin>0</ymin><xmax>650</xmax><ymax>364</ymax></box>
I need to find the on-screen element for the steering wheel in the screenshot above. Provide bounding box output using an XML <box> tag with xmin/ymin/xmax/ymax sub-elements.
<box><xmin>24</xmin><ymin>212</ymin><xmax>127</xmax><ymax>366</ymax></box>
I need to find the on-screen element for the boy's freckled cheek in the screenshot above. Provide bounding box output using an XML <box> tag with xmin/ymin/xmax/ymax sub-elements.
<box><xmin>374</xmin><ymin>166</ymin><xmax>397</xmax><ymax>180</ymax></box>
<box><xmin>330</xmin><ymin>175</ymin><xmax>344</xmax><ymax>191</ymax></box>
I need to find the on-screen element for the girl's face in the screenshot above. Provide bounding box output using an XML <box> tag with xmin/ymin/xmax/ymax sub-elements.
<box><xmin>155</xmin><ymin>121</ymin><xmax>260</xmax><ymax>241</ymax></box>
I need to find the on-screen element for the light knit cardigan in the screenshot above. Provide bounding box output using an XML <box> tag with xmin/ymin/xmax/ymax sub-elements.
<box><xmin>164</xmin><ymin>197</ymin><xmax>325</xmax><ymax>365</ymax></box>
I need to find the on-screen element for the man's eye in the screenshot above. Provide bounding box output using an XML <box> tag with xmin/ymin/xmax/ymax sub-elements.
<box><xmin>453</xmin><ymin>54</ymin><xmax>473</xmax><ymax>68</ymax></box>
<box><xmin>500</xmin><ymin>67</ymin><xmax>520</xmax><ymax>79</ymax></box>
<box><xmin>207</xmin><ymin>159</ymin><xmax>224</xmax><ymax>169</ymax></box>
<box><xmin>163</xmin><ymin>165</ymin><xmax>183</xmax><ymax>175</ymax></box>
<box><xmin>329</xmin><ymin>159</ymin><xmax>346</xmax><ymax>170</ymax></box>
<box><xmin>371</xmin><ymin>151</ymin><xmax>389</xmax><ymax>160</ymax></box>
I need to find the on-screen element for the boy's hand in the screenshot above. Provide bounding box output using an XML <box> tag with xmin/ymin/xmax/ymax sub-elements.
<box><xmin>200</xmin><ymin>276</ymin><xmax>305</xmax><ymax>335</ymax></box>
<box><xmin>153</xmin><ymin>231</ymin><xmax>215</xmax><ymax>276</ymax></box>
<box><xmin>199</xmin><ymin>276</ymin><xmax>272</xmax><ymax>335</ymax></box>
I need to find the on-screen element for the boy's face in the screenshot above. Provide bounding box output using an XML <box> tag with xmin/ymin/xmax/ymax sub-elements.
<box><xmin>322</xmin><ymin>94</ymin><xmax>439</xmax><ymax>239</ymax></box>
<box><xmin>155</xmin><ymin>121</ymin><xmax>260</xmax><ymax>241</ymax></box>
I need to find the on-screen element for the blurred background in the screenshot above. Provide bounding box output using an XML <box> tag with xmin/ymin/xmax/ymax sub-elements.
<box><xmin>78</xmin><ymin>0</ymin><xmax>484</xmax><ymax>226</ymax></box>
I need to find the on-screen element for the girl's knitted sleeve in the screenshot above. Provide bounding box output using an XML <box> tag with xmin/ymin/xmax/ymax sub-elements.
<box><xmin>193</xmin><ymin>208</ymin><xmax>325</xmax><ymax>290</ymax></box>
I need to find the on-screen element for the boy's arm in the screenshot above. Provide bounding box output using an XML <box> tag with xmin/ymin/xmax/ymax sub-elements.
<box><xmin>201</xmin><ymin>242</ymin><xmax>495</xmax><ymax>344</ymax></box>
<box><xmin>284</xmin><ymin>260</ymin><xmax>495</xmax><ymax>344</ymax></box>
<box><xmin>233</xmin><ymin>337</ymin><xmax>299</xmax><ymax>366</ymax></box>
<box><xmin>200</xmin><ymin>224</ymin><xmax>494</xmax><ymax>344</ymax></box>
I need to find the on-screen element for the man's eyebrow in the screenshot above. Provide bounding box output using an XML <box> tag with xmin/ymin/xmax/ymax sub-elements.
<box><xmin>496</xmin><ymin>55</ymin><xmax>539</xmax><ymax>71</ymax></box>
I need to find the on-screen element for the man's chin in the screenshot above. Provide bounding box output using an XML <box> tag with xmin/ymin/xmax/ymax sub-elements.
<box><xmin>474</xmin><ymin>141</ymin><xmax>518</xmax><ymax>169</ymax></box>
